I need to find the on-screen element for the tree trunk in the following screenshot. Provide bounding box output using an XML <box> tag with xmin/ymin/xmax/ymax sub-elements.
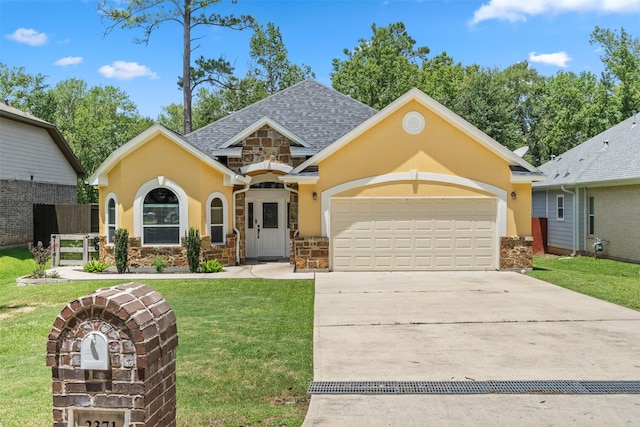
<box><xmin>183</xmin><ymin>0</ymin><xmax>192</xmax><ymax>134</ymax></box>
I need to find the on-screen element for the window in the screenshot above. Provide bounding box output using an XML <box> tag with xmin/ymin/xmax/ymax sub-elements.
<box><xmin>210</xmin><ymin>198</ymin><xmax>224</xmax><ymax>244</ymax></box>
<box><xmin>588</xmin><ymin>196</ymin><xmax>595</xmax><ymax>235</ymax></box>
<box><xmin>105</xmin><ymin>194</ymin><xmax>117</xmax><ymax>244</ymax></box>
<box><xmin>206</xmin><ymin>192</ymin><xmax>227</xmax><ymax>245</ymax></box>
<box><xmin>143</xmin><ymin>188</ymin><xmax>180</xmax><ymax>244</ymax></box>
<box><xmin>556</xmin><ymin>195</ymin><xmax>565</xmax><ymax>221</ymax></box>
<box><xmin>262</xmin><ymin>202</ymin><xmax>279</xmax><ymax>229</ymax></box>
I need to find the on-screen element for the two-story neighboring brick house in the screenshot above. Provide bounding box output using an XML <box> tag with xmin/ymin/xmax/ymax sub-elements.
<box><xmin>0</xmin><ymin>103</ymin><xmax>86</xmax><ymax>247</ymax></box>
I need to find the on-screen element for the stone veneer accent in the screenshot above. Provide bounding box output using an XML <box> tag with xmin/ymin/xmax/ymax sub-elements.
<box><xmin>294</xmin><ymin>236</ymin><xmax>329</xmax><ymax>271</ymax></box>
<box><xmin>46</xmin><ymin>282</ymin><xmax>178</xmax><ymax>427</ymax></box>
<box><xmin>294</xmin><ymin>235</ymin><xmax>534</xmax><ymax>272</ymax></box>
<box><xmin>100</xmin><ymin>235</ymin><xmax>236</xmax><ymax>269</ymax></box>
<box><xmin>0</xmin><ymin>180</ymin><xmax>76</xmax><ymax>247</ymax></box>
<box><xmin>500</xmin><ymin>236</ymin><xmax>533</xmax><ymax>271</ymax></box>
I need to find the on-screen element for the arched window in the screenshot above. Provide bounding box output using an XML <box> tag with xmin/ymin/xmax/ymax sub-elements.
<box><xmin>143</xmin><ymin>188</ymin><xmax>180</xmax><ymax>244</ymax></box>
<box><xmin>206</xmin><ymin>192</ymin><xmax>227</xmax><ymax>245</ymax></box>
<box><xmin>105</xmin><ymin>194</ymin><xmax>117</xmax><ymax>244</ymax></box>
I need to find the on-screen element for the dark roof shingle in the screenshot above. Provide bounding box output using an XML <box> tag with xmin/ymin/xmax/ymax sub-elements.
<box><xmin>183</xmin><ymin>80</ymin><xmax>377</xmax><ymax>157</ymax></box>
<box><xmin>534</xmin><ymin>115</ymin><xmax>640</xmax><ymax>188</ymax></box>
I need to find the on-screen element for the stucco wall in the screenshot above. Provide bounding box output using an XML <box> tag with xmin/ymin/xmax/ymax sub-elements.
<box><xmin>98</xmin><ymin>134</ymin><xmax>233</xmax><ymax>240</ymax></box>
<box><xmin>298</xmin><ymin>102</ymin><xmax>531</xmax><ymax>237</ymax></box>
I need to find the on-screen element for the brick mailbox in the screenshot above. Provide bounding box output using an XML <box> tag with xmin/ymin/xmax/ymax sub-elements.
<box><xmin>46</xmin><ymin>282</ymin><xmax>178</xmax><ymax>427</ymax></box>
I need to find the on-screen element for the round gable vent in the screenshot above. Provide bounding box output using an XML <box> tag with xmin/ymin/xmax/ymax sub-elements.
<box><xmin>402</xmin><ymin>111</ymin><xmax>425</xmax><ymax>135</ymax></box>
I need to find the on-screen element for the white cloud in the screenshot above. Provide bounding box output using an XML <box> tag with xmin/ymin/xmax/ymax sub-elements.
<box><xmin>470</xmin><ymin>0</ymin><xmax>640</xmax><ymax>25</ymax></box>
<box><xmin>55</xmin><ymin>56</ymin><xmax>83</xmax><ymax>67</ymax></box>
<box><xmin>98</xmin><ymin>61</ymin><xmax>159</xmax><ymax>80</ymax></box>
<box><xmin>529</xmin><ymin>51</ymin><xmax>573</xmax><ymax>67</ymax></box>
<box><xmin>6</xmin><ymin>28</ymin><xmax>48</xmax><ymax>46</ymax></box>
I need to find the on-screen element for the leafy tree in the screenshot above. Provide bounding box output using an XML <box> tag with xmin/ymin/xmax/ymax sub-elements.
<box><xmin>99</xmin><ymin>0</ymin><xmax>254</xmax><ymax>134</ymax></box>
<box><xmin>332</xmin><ymin>22</ymin><xmax>429</xmax><ymax>109</ymax></box>
<box><xmin>531</xmin><ymin>71</ymin><xmax>617</xmax><ymax>164</ymax></box>
<box><xmin>157</xmin><ymin>103</ymin><xmax>185</xmax><ymax>134</ymax></box>
<box><xmin>248</xmin><ymin>22</ymin><xmax>315</xmax><ymax>93</ymax></box>
<box><xmin>418</xmin><ymin>52</ymin><xmax>466</xmax><ymax>108</ymax></box>
<box><xmin>48</xmin><ymin>79</ymin><xmax>153</xmax><ymax>202</ymax></box>
<box><xmin>159</xmin><ymin>22</ymin><xmax>313</xmax><ymax>131</ymax></box>
<box><xmin>0</xmin><ymin>62</ymin><xmax>53</xmax><ymax>119</ymax></box>
<box><xmin>452</xmin><ymin>66</ymin><xmax>521</xmax><ymax>150</ymax></box>
<box><xmin>590</xmin><ymin>26</ymin><xmax>640</xmax><ymax>118</ymax></box>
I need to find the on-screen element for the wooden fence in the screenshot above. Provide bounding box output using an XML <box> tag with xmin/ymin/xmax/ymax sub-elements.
<box><xmin>51</xmin><ymin>233</ymin><xmax>100</xmax><ymax>266</ymax></box>
<box><xmin>33</xmin><ymin>204</ymin><xmax>98</xmax><ymax>245</ymax></box>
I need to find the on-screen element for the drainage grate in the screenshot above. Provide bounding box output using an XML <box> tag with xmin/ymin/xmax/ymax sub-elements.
<box><xmin>307</xmin><ymin>380</ymin><xmax>640</xmax><ymax>396</ymax></box>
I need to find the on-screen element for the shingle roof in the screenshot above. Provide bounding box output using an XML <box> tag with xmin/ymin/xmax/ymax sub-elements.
<box><xmin>183</xmin><ymin>79</ymin><xmax>377</xmax><ymax>156</ymax></box>
<box><xmin>533</xmin><ymin>115</ymin><xmax>640</xmax><ymax>188</ymax></box>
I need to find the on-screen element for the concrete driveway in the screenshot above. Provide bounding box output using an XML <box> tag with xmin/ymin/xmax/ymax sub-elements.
<box><xmin>303</xmin><ymin>271</ymin><xmax>640</xmax><ymax>426</ymax></box>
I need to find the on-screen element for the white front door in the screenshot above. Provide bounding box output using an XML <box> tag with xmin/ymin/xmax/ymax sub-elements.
<box><xmin>246</xmin><ymin>190</ymin><xmax>289</xmax><ymax>260</ymax></box>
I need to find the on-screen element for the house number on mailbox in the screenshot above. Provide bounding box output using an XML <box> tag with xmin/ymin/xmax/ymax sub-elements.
<box><xmin>80</xmin><ymin>331</ymin><xmax>109</xmax><ymax>370</ymax></box>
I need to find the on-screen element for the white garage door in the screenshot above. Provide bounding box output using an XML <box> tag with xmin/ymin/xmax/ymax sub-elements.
<box><xmin>331</xmin><ymin>198</ymin><xmax>497</xmax><ymax>271</ymax></box>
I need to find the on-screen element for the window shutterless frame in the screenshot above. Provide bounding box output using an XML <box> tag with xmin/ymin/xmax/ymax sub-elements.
<box><xmin>556</xmin><ymin>195</ymin><xmax>565</xmax><ymax>221</ymax></box>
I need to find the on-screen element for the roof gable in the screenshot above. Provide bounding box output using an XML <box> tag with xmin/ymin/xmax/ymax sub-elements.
<box><xmin>183</xmin><ymin>79</ymin><xmax>377</xmax><ymax>156</ymax></box>
<box><xmin>89</xmin><ymin>124</ymin><xmax>248</xmax><ymax>186</ymax></box>
<box><xmin>291</xmin><ymin>88</ymin><xmax>542</xmax><ymax>181</ymax></box>
<box><xmin>0</xmin><ymin>103</ymin><xmax>86</xmax><ymax>177</ymax></box>
<box><xmin>534</xmin><ymin>115</ymin><xmax>640</xmax><ymax>188</ymax></box>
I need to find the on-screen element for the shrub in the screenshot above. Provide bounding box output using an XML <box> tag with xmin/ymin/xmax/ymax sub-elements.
<box><xmin>83</xmin><ymin>260</ymin><xmax>109</xmax><ymax>273</ymax></box>
<box><xmin>29</xmin><ymin>241</ymin><xmax>53</xmax><ymax>278</ymax></box>
<box><xmin>114</xmin><ymin>228</ymin><xmax>129</xmax><ymax>274</ymax></box>
<box><xmin>200</xmin><ymin>259</ymin><xmax>224</xmax><ymax>273</ymax></box>
<box><xmin>184</xmin><ymin>227</ymin><xmax>201</xmax><ymax>273</ymax></box>
<box><xmin>153</xmin><ymin>256</ymin><xmax>168</xmax><ymax>273</ymax></box>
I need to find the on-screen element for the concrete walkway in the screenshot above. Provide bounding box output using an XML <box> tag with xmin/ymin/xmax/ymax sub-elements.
<box><xmin>303</xmin><ymin>271</ymin><xmax>640</xmax><ymax>426</ymax></box>
<box><xmin>49</xmin><ymin>262</ymin><xmax>314</xmax><ymax>281</ymax></box>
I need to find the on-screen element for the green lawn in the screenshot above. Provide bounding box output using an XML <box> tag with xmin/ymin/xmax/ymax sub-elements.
<box><xmin>528</xmin><ymin>255</ymin><xmax>640</xmax><ymax>311</ymax></box>
<box><xmin>0</xmin><ymin>247</ymin><xmax>314</xmax><ymax>426</ymax></box>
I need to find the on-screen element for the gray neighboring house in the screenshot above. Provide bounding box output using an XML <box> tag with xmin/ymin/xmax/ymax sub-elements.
<box><xmin>0</xmin><ymin>103</ymin><xmax>86</xmax><ymax>247</ymax></box>
<box><xmin>532</xmin><ymin>114</ymin><xmax>640</xmax><ymax>262</ymax></box>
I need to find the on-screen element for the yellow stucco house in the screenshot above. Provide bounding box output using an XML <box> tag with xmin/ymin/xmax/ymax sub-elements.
<box><xmin>90</xmin><ymin>80</ymin><xmax>544</xmax><ymax>271</ymax></box>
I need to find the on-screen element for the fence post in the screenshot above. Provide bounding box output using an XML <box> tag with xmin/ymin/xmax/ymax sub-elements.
<box><xmin>82</xmin><ymin>235</ymin><xmax>89</xmax><ymax>264</ymax></box>
<box><xmin>51</xmin><ymin>234</ymin><xmax>59</xmax><ymax>267</ymax></box>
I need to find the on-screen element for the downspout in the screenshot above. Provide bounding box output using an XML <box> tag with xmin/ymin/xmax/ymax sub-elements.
<box><xmin>284</xmin><ymin>183</ymin><xmax>299</xmax><ymax>269</ymax></box>
<box><xmin>561</xmin><ymin>185</ymin><xmax>577</xmax><ymax>256</ymax></box>
<box><xmin>232</xmin><ymin>182</ymin><xmax>250</xmax><ymax>265</ymax></box>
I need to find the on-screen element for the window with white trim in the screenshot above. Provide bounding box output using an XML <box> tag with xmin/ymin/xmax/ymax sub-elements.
<box><xmin>210</xmin><ymin>198</ymin><xmax>224</xmax><ymax>244</ymax></box>
<box><xmin>106</xmin><ymin>196</ymin><xmax>117</xmax><ymax>244</ymax></box>
<box><xmin>206</xmin><ymin>192</ymin><xmax>227</xmax><ymax>245</ymax></box>
<box><xmin>556</xmin><ymin>195</ymin><xmax>565</xmax><ymax>221</ymax></box>
<box><xmin>588</xmin><ymin>196</ymin><xmax>595</xmax><ymax>235</ymax></box>
<box><xmin>143</xmin><ymin>188</ymin><xmax>180</xmax><ymax>244</ymax></box>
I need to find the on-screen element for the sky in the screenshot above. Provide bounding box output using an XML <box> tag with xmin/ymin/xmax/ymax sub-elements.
<box><xmin>1</xmin><ymin>0</ymin><xmax>639</xmax><ymax>119</ymax></box>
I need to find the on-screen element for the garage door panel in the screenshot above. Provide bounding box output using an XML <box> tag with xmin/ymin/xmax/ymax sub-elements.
<box><xmin>331</xmin><ymin>198</ymin><xmax>497</xmax><ymax>271</ymax></box>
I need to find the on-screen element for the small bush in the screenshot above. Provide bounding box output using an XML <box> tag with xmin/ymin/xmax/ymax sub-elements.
<box><xmin>184</xmin><ymin>227</ymin><xmax>201</xmax><ymax>273</ymax></box>
<box><xmin>114</xmin><ymin>228</ymin><xmax>129</xmax><ymax>274</ymax></box>
<box><xmin>83</xmin><ymin>260</ymin><xmax>109</xmax><ymax>273</ymax></box>
<box><xmin>153</xmin><ymin>256</ymin><xmax>168</xmax><ymax>273</ymax></box>
<box><xmin>200</xmin><ymin>259</ymin><xmax>224</xmax><ymax>273</ymax></box>
<box><xmin>29</xmin><ymin>241</ymin><xmax>53</xmax><ymax>278</ymax></box>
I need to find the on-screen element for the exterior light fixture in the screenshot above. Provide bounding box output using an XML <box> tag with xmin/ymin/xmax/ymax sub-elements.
<box><xmin>511</xmin><ymin>191</ymin><xmax>517</xmax><ymax>199</ymax></box>
<box><xmin>312</xmin><ymin>192</ymin><xmax>317</xmax><ymax>200</ymax></box>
